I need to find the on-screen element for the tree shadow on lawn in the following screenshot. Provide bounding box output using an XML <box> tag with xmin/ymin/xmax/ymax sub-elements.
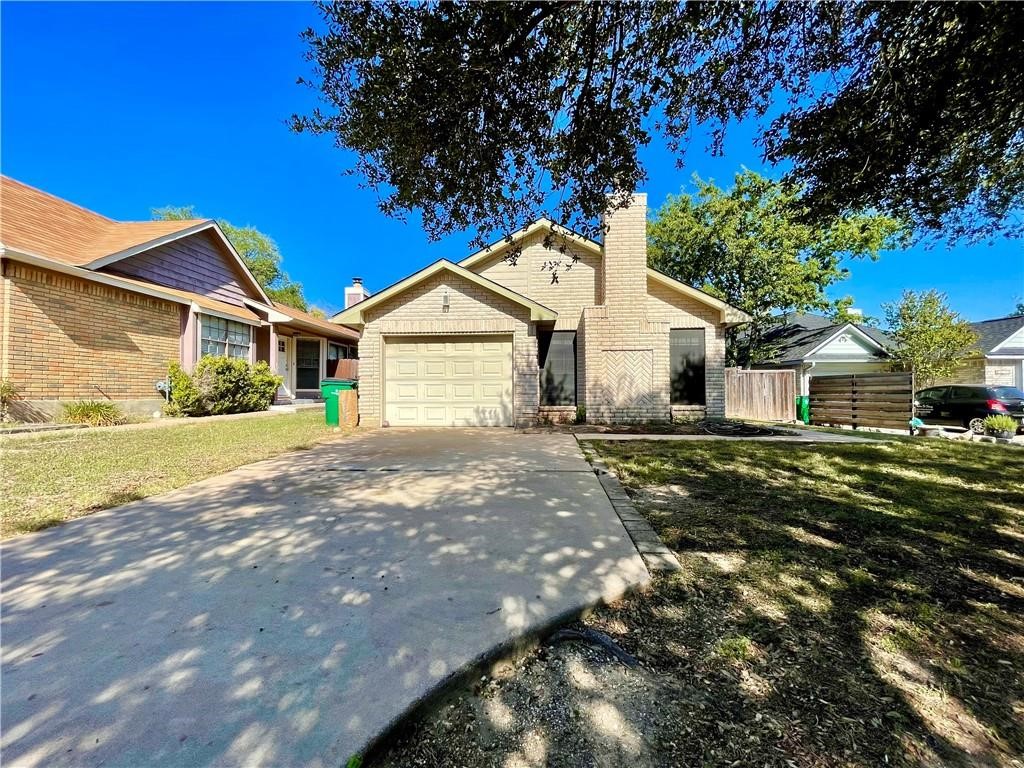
<box><xmin>594</xmin><ymin>439</ymin><xmax>1024</xmax><ymax>767</ymax></box>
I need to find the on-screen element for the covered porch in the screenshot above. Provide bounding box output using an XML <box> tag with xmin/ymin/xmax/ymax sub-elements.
<box><xmin>248</xmin><ymin>302</ymin><xmax>360</xmax><ymax>402</ymax></box>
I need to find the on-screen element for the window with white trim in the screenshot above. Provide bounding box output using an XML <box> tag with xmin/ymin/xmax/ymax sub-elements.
<box><xmin>200</xmin><ymin>315</ymin><xmax>251</xmax><ymax>359</ymax></box>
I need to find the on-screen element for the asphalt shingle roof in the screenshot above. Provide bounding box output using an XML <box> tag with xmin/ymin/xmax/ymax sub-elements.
<box><xmin>969</xmin><ymin>315</ymin><xmax>1024</xmax><ymax>354</ymax></box>
<box><xmin>757</xmin><ymin>313</ymin><xmax>894</xmax><ymax>363</ymax></box>
<box><xmin>0</xmin><ymin>176</ymin><xmax>207</xmax><ymax>266</ymax></box>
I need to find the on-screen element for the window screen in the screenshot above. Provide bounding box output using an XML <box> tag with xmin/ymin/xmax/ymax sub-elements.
<box><xmin>670</xmin><ymin>329</ymin><xmax>705</xmax><ymax>405</ymax></box>
<box><xmin>539</xmin><ymin>330</ymin><xmax>576</xmax><ymax>406</ymax></box>
<box><xmin>295</xmin><ymin>340</ymin><xmax>321</xmax><ymax>389</ymax></box>
<box><xmin>200</xmin><ymin>315</ymin><xmax>251</xmax><ymax>359</ymax></box>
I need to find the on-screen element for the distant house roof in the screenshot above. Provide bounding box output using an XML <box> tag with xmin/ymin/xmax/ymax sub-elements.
<box><xmin>0</xmin><ymin>175</ymin><xmax>271</xmax><ymax>304</ymax></box>
<box><xmin>969</xmin><ymin>315</ymin><xmax>1024</xmax><ymax>356</ymax></box>
<box><xmin>756</xmin><ymin>313</ymin><xmax>894</xmax><ymax>363</ymax></box>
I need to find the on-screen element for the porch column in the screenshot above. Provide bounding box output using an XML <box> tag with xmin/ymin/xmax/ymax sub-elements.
<box><xmin>181</xmin><ymin>307</ymin><xmax>199</xmax><ymax>373</ymax></box>
<box><xmin>268</xmin><ymin>325</ymin><xmax>279</xmax><ymax>371</ymax></box>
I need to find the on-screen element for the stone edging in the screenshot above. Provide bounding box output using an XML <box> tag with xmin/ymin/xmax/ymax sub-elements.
<box><xmin>588</xmin><ymin>455</ymin><xmax>683</xmax><ymax>574</ymax></box>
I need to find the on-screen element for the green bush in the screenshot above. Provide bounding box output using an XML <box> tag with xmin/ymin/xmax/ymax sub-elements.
<box><xmin>575</xmin><ymin>404</ymin><xmax>586</xmax><ymax>424</ymax></box>
<box><xmin>166</xmin><ymin>357</ymin><xmax>283</xmax><ymax>417</ymax></box>
<box><xmin>0</xmin><ymin>378</ymin><xmax>19</xmax><ymax>422</ymax></box>
<box><xmin>982</xmin><ymin>414</ymin><xmax>1019</xmax><ymax>436</ymax></box>
<box><xmin>165</xmin><ymin>362</ymin><xmax>204</xmax><ymax>417</ymax></box>
<box><xmin>62</xmin><ymin>401</ymin><xmax>126</xmax><ymax>427</ymax></box>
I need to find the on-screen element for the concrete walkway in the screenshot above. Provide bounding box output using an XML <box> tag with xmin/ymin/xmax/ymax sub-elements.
<box><xmin>1</xmin><ymin>430</ymin><xmax>648</xmax><ymax>768</ymax></box>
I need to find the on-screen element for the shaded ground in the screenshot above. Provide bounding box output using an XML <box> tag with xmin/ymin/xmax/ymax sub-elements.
<box><xmin>372</xmin><ymin>438</ymin><xmax>1024</xmax><ymax>767</ymax></box>
<box><xmin>1</xmin><ymin>410</ymin><xmax>346</xmax><ymax>537</ymax></box>
<box><xmin>1</xmin><ymin>429</ymin><xmax>645</xmax><ymax>768</ymax></box>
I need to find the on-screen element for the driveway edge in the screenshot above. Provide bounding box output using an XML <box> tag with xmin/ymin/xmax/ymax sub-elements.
<box><xmin>585</xmin><ymin>453</ymin><xmax>684</xmax><ymax>574</ymax></box>
<box><xmin>358</xmin><ymin>573</ymin><xmax>650</xmax><ymax>765</ymax></box>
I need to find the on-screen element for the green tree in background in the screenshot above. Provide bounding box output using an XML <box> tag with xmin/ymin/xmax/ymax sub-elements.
<box><xmin>884</xmin><ymin>290</ymin><xmax>977</xmax><ymax>388</ymax></box>
<box><xmin>828</xmin><ymin>296</ymin><xmax>879</xmax><ymax>328</ymax></box>
<box><xmin>647</xmin><ymin>171</ymin><xmax>906</xmax><ymax>366</ymax></box>
<box><xmin>152</xmin><ymin>206</ymin><xmax>308</xmax><ymax>310</ymax></box>
<box><xmin>1014</xmin><ymin>302</ymin><xmax>1024</xmax><ymax>317</ymax></box>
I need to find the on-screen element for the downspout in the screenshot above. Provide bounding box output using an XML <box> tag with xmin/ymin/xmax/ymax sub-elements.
<box><xmin>803</xmin><ymin>361</ymin><xmax>815</xmax><ymax>397</ymax></box>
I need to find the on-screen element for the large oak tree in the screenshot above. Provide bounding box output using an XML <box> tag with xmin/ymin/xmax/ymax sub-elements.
<box><xmin>292</xmin><ymin>1</ymin><xmax>1023</xmax><ymax>245</ymax></box>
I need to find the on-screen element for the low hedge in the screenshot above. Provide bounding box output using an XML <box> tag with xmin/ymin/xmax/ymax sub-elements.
<box><xmin>166</xmin><ymin>357</ymin><xmax>283</xmax><ymax>417</ymax></box>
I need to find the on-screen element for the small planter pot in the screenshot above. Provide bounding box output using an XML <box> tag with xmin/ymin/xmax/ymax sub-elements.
<box><xmin>985</xmin><ymin>429</ymin><xmax>1015</xmax><ymax>440</ymax></box>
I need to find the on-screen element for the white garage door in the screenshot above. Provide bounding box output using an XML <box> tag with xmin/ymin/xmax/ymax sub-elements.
<box><xmin>384</xmin><ymin>336</ymin><xmax>514</xmax><ymax>426</ymax></box>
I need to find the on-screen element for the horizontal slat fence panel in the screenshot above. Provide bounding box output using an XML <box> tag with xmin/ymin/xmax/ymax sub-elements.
<box><xmin>725</xmin><ymin>368</ymin><xmax>796</xmax><ymax>422</ymax></box>
<box><xmin>809</xmin><ymin>372</ymin><xmax>913</xmax><ymax>430</ymax></box>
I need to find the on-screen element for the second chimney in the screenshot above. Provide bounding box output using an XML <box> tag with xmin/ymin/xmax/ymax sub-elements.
<box><xmin>344</xmin><ymin>277</ymin><xmax>370</xmax><ymax>308</ymax></box>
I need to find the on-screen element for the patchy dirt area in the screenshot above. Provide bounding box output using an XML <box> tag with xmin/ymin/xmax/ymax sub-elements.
<box><xmin>521</xmin><ymin>420</ymin><xmax>796</xmax><ymax>437</ymax></box>
<box><xmin>370</xmin><ymin>438</ymin><xmax>1024</xmax><ymax>768</ymax></box>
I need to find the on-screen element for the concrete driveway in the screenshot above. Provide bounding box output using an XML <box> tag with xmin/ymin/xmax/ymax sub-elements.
<box><xmin>1</xmin><ymin>429</ymin><xmax>648</xmax><ymax>768</ymax></box>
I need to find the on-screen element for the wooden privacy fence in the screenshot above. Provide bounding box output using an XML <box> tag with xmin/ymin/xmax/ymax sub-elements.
<box><xmin>725</xmin><ymin>368</ymin><xmax>796</xmax><ymax>422</ymax></box>
<box><xmin>809</xmin><ymin>372</ymin><xmax>914</xmax><ymax>430</ymax></box>
<box><xmin>327</xmin><ymin>358</ymin><xmax>359</xmax><ymax>380</ymax></box>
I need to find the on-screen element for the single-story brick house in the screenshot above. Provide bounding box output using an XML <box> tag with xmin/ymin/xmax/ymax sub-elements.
<box><xmin>0</xmin><ymin>176</ymin><xmax>359</xmax><ymax>421</ymax></box>
<box><xmin>332</xmin><ymin>193</ymin><xmax>749</xmax><ymax>427</ymax></box>
<box><xmin>936</xmin><ymin>314</ymin><xmax>1024</xmax><ymax>389</ymax></box>
<box><xmin>750</xmin><ymin>313</ymin><xmax>895</xmax><ymax>395</ymax></box>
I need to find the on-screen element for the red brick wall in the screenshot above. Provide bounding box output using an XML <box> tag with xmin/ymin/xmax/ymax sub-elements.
<box><xmin>1</xmin><ymin>262</ymin><xmax>182</xmax><ymax>402</ymax></box>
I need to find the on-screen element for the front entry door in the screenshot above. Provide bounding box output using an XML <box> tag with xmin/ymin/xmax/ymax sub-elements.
<box><xmin>295</xmin><ymin>339</ymin><xmax>322</xmax><ymax>392</ymax></box>
<box><xmin>276</xmin><ymin>337</ymin><xmax>292</xmax><ymax>399</ymax></box>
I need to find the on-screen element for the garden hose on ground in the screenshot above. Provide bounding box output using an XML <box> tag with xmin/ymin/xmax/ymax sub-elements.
<box><xmin>696</xmin><ymin>419</ymin><xmax>784</xmax><ymax>437</ymax></box>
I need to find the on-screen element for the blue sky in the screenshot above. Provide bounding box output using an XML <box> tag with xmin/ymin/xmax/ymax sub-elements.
<box><xmin>3</xmin><ymin>1</ymin><xmax>1021</xmax><ymax>320</ymax></box>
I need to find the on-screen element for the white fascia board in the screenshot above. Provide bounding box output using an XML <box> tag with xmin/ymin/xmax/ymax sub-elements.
<box><xmin>802</xmin><ymin>323</ymin><xmax>888</xmax><ymax>358</ymax></box>
<box><xmin>2</xmin><ymin>247</ymin><xmax>194</xmax><ymax>306</ymax></box>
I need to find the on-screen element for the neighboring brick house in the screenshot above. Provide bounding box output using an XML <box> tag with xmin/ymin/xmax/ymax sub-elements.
<box><xmin>935</xmin><ymin>315</ymin><xmax>1024</xmax><ymax>389</ymax></box>
<box><xmin>333</xmin><ymin>193</ymin><xmax>749</xmax><ymax>427</ymax></box>
<box><xmin>0</xmin><ymin>176</ymin><xmax>358</xmax><ymax>421</ymax></box>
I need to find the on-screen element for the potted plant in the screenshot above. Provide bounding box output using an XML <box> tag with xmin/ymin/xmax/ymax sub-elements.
<box><xmin>982</xmin><ymin>414</ymin><xmax>1019</xmax><ymax>440</ymax></box>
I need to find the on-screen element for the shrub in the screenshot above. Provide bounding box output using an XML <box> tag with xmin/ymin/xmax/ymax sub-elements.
<box><xmin>575</xmin><ymin>404</ymin><xmax>586</xmax><ymax>424</ymax></box>
<box><xmin>62</xmin><ymin>401</ymin><xmax>126</xmax><ymax>427</ymax></box>
<box><xmin>982</xmin><ymin>414</ymin><xmax>1019</xmax><ymax>436</ymax></box>
<box><xmin>165</xmin><ymin>362</ymin><xmax>205</xmax><ymax>417</ymax></box>
<box><xmin>0</xmin><ymin>378</ymin><xmax>19</xmax><ymax>422</ymax></box>
<box><xmin>166</xmin><ymin>357</ymin><xmax>283</xmax><ymax>417</ymax></box>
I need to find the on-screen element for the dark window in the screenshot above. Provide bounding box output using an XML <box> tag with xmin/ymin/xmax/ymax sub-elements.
<box><xmin>950</xmin><ymin>386</ymin><xmax>978</xmax><ymax>399</ymax></box>
<box><xmin>200</xmin><ymin>315</ymin><xmax>251</xmax><ymax>359</ymax></box>
<box><xmin>538</xmin><ymin>330</ymin><xmax>576</xmax><ymax>405</ymax></box>
<box><xmin>993</xmin><ymin>386</ymin><xmax>1024</xmax><ymax>399</ymax></box>
<box><xmin>670</xmin><ymin>329</ymin><xmax>706</xmax><ymax>405</ymax></box>
<box><xmin>295</xmin><ymin>340</ymin><xmax>321</xmax><ymax>390</ymax></box>
<box><xmin>916</xmin><ymin>386</ymin><xmax>947</xmax><ymax>403</ymax></box>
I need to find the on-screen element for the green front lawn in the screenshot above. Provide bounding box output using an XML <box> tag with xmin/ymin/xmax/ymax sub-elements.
<box><xmin>590</xmin><ymin>438</ymin><xmax>1024</xmax><ymax>767</ymax></box>
<box><xmin>1</xmin><ymin>411</ymin><xmax>344</xmax><ymax>538</ymax></box>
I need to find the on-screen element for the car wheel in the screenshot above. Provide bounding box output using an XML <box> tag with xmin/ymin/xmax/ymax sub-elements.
<box><xmin>967</xmin><ymin>417</ymin><xmax>986</xmax><ymax>434</ymax></box>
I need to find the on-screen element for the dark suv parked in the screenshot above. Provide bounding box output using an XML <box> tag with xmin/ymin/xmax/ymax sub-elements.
<box><xmin>914</xmin><ymin>385</ymin><xmax>1024</xmax><ymax>433</ymax></box>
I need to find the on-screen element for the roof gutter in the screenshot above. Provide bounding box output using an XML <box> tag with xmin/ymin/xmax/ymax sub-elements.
<box><xmin>1</xmin><ymin>246</ymin><xmax>197</xmax><ymax>307</ymax></box>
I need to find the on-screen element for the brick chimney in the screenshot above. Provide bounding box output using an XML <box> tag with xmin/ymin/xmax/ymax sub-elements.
<box><xmin>344</xmin><ymin>277</ymin><xmax>369</xmax><ymax>309</ymax></box>
<box><xmin>601</xmin><ymin>193</ymin><xmax>647</xmax><ymax>306</ymax></box>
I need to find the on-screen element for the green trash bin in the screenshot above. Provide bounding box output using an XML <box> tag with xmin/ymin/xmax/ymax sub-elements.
<box><xmin>796</xmin><ymin>395</ymin><xmax>811</xmax><ymax>425</ymax></box>
<box><xmin>321</xmin><ymin>379</ymin><xmax>356</xmax><ymax>426</ymax></box>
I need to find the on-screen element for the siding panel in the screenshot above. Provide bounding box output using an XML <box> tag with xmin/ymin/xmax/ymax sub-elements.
<box><xmin>102</xmin><ymin>230</ymin><xmax>254</xmax><ymax>306</ymax></box>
